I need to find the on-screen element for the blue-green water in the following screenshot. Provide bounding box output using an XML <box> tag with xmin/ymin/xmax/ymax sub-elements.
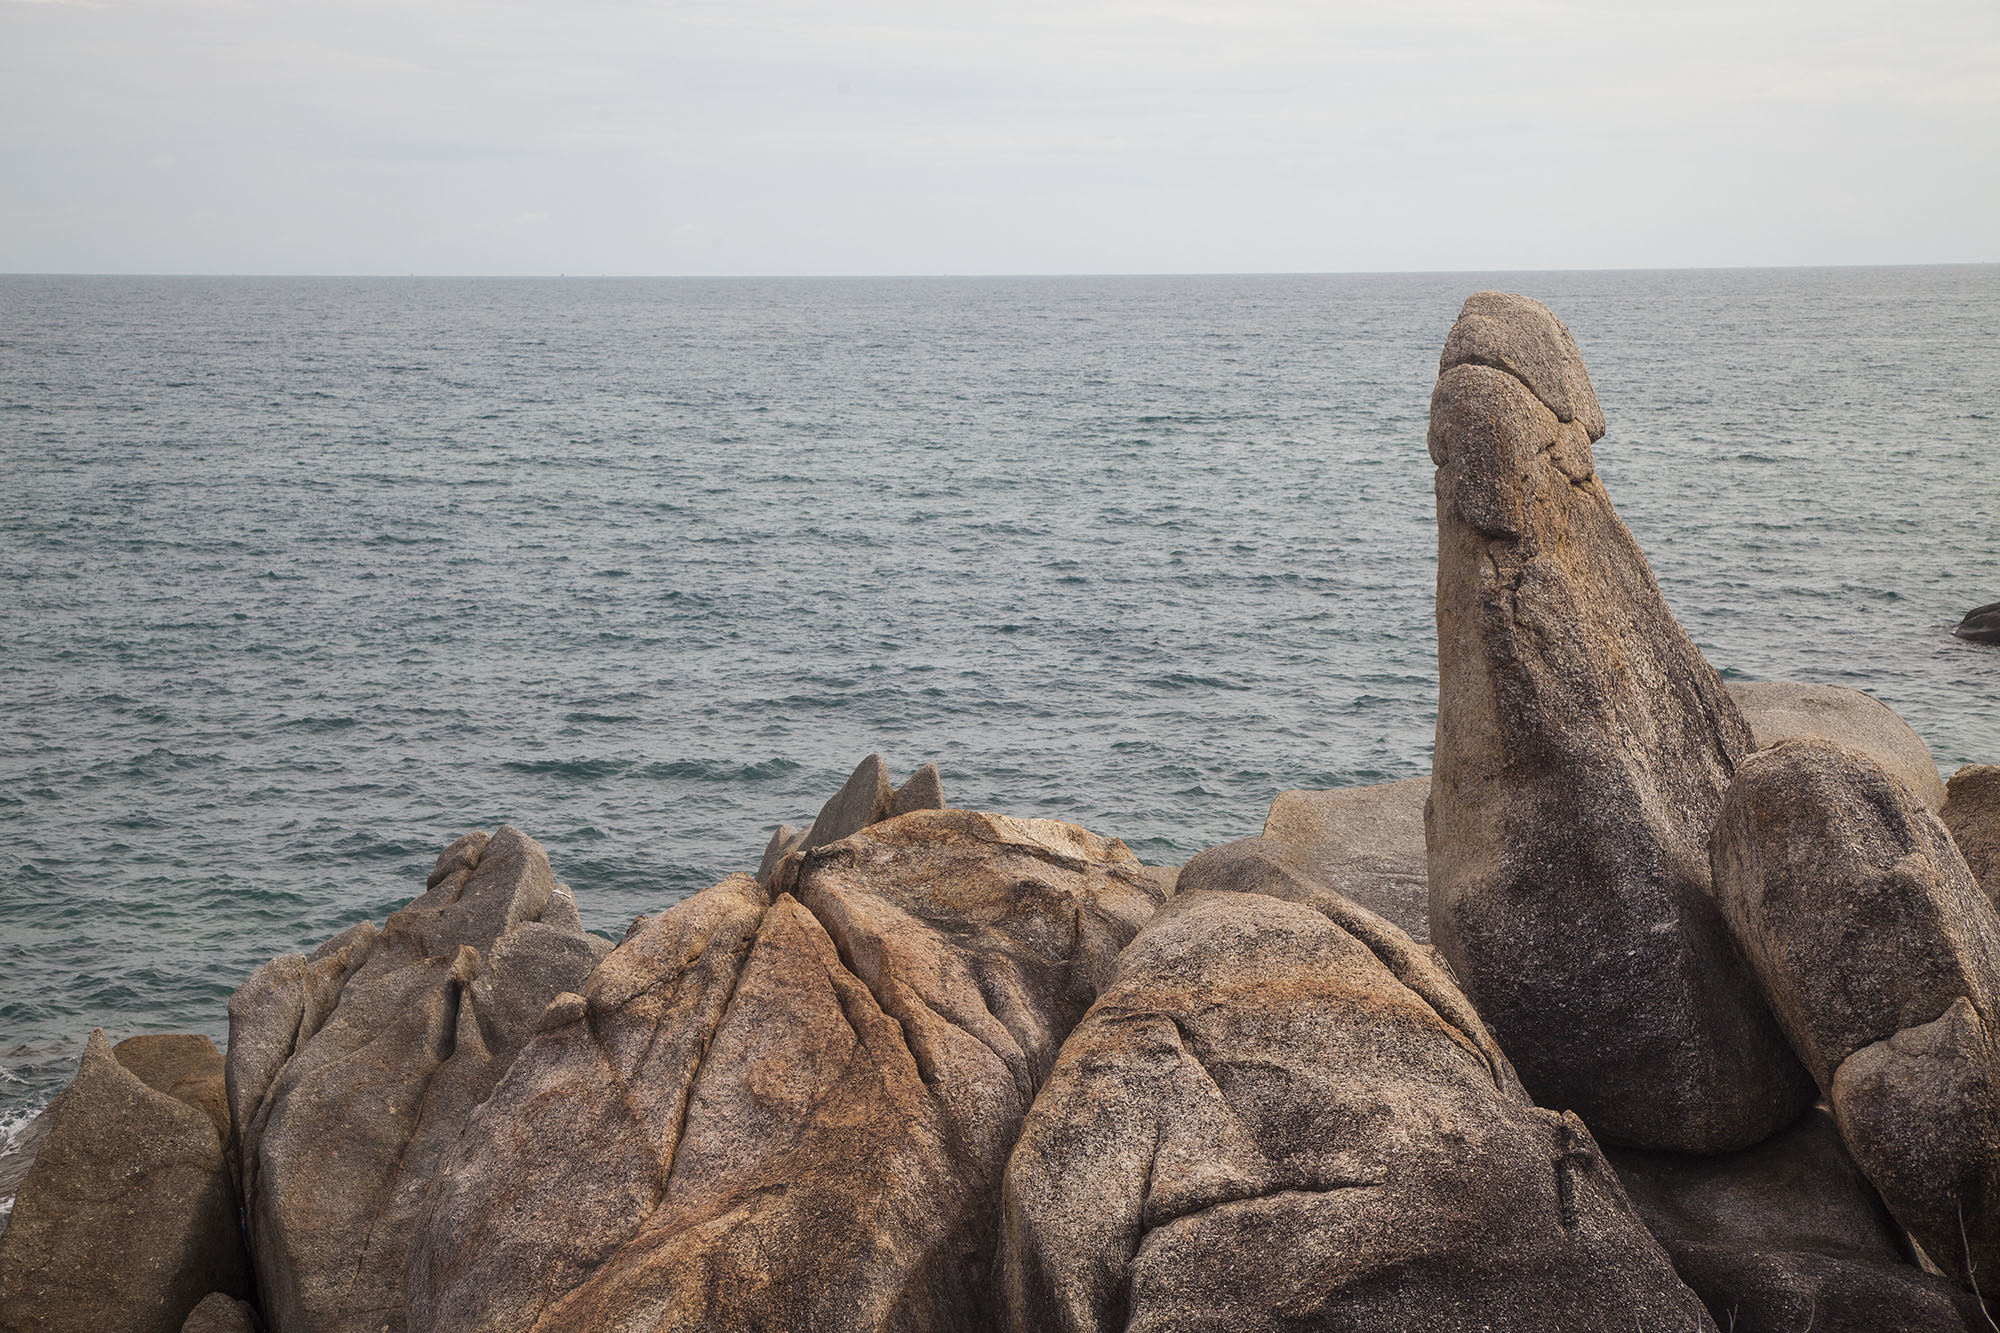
<box><xmin>3</xmin><ymin>268</ymin><xmax>1997</xmax><ymax>1148</ymax></box>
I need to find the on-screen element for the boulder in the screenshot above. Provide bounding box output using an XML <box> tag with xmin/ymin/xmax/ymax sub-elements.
<box><xmin>1954</xmin><ymin>600</ymin><xmax>2000</xmax><ymax>645</ymax></box>
<box><xmin>179</xmin><ymin>1294</ymin><xmax>261</xmax><ymax>1333</ymax></box>
<box><xmin>997</xmin><ymin>860</ymin><xmax>1713</xmax><ymax>1332</ymax></box>
<box><xmin>1729</xmin><ymin>680</ymin><xmax>1947</xmax><ymax>810</ymax></box>
<box><xmin>754</xmin><ymin>822</ymin><xmax>806</xmax><ymax>884</ymax></box>
<box><xmin>408</xmin><ymin>809</ymin><xmax>1166</xmax><ymax>1333</ymax></box>
<box><xmin>0</xmin><ymin>1031</ymin><xmax>249</xmax><ymax>1333</ymax></box>
<box><xmin>1261</xmin><ymin>775</ymin><xmax>1430</xmax><ymax>941</ymax></box>
<box><xmin>1944</xmin><ymin>764</ymin><xmax>2000</xmax><ymax>905</ymax></box>
<box><xmin>1608</xmin><ymin>1107</ymin><xmax>1986</xmax><ymax>1331</ymax></box>
<box><xmin>226</xmin><ymin>826</ymin><xmax>610</xmax><ymax>1333</ymax></box>
<box><xmin>1425</xmin><ymin>290</ymin><xmax>1813</xmax><ymax>1151</ymax></box>
<box><xmin>1713</xmin><ymin>738</ymin><xmax>2000</xmax><ymax>1288</ymax></box>
<box><xmin>799</xmin><ymin>752</ymin><xmax>894</xmax><ymax>853</ymax></box>
<box><xmin>890</xmin><ymin>760</ymin><xmax>947</xmax><ymax>816</ymax></box>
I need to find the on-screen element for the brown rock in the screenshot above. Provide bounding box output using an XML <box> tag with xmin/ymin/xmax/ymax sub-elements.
<box><xmin>1713</xmin><ymin>738</ymin><xmax>2000</xmax><ymax>1289</ymax></box>
<box><xmin>997</xmin><ymin>875</ymin><xmax>1711</xmax><ymax>1332</ymax></box>
<box><xmin>890</xmin><ymin>760</ymin><xmax>947</xmax><ymax>816</ymax></box>
<box><xmin>753</xmin><ymin>821</ymin><xmax>806</xmax><ymax>884</ymax></box>
<box><xmin>1730</xmin><ymin>680</ymin><xmax>1947</xmax><ymax>810</ymax></box>
<box><xmin>0</xmin><ymin>1030</ymin><xmax>249</xmax><ymax>1333</ymax></box>
<box><xmin>1261</xmin><ymin>775</ymin><xmax>1431</xmax><ymax>940</ymax></box>
<box><xmin>227</xmin><ymin>826</ymin><xmax>610</xmax><ymax>1333</ymax></box>
<box><xmin>179</xmin><ymin>1293</ymin><xmax>261</xmax><ymax>1333</ymax></box>
<box><xmin>408</xmin><ymin>808</ymin><xmax>1166</xmax><ymax>1333</ymax></box>
<box><xmin>1608</xmin><ymin>1107</ymin><xmax>1986</xmax><ymax>1332</ymax></box>
<box><xmin>1944</xmin><ymin>764</ymin><xmax>2000</xmax><ymax>904</ymax></box>
<box><xmin>1426</xmin><ymin>290</ymin><xmax>1813</xmax><ymax>1152</ymax></box>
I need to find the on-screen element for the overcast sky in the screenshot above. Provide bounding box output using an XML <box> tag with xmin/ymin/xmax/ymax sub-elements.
<box><xmin>3</xmin><ymin>0</ymin><xmax>1996</xmax><ymax>275</ymax></box>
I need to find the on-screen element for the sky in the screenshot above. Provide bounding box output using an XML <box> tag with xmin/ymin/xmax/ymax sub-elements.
<box><xmin>2</xmin><ymin>0</ymin><xmax>1997</xmax><ymax>275</ymax></box>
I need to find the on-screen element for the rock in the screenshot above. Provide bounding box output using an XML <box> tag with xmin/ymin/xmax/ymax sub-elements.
<box><xmin>1944</xmin><ymin>764</ymin><xmax>2000</xmax><ymax>904</ymax></box>
<box><xmin>890</xmin><ymin>760</ymin><xmax>947</xmax><ymax>816</ymax></box>
<box><xmin>1954</xmin><ymin>600</ymin><xmax>2000</xmax><ymax>645</ymax></box>
<box><xmin>1261</xmin><ymin>775</ymin><xmax>1431</xmax><ymax>941</ymax></box>
<box><xmin>1426</xmin><ymin>290</ymin><xmax>1813</xmax><ymax>1152</ymax></box>
<box><xmin>1608</xmin><ymin>1107</ymin><xmax>1986</xmax><ymax>1332</ymax></box>
<box><xmin>179</xmin><ymin>1293</ymin><xmax>261</xmax><ymax>1333</ymax></box>
<box><xmin>227</xmin><ymin>826</ymin><xmax>611</xmax><ymax>1333</ymax></box>
<box><xmin>1712</xmin><ymin>738</ymin><xmax>2000</xmax><ymax>1288</ymax></box>
<box><xmin>0</xmin><ymin>1107</ymin><xmax>54</xmax><ymax>1227</ymax></box>
<box><xmin>799</xmin><ymin>752</ymin><xmax>894</xmax><ymax>854</ymax></box>
<box><xmin>754</xmin><ymin>822</ymin><xmax>806</xmax><ymax>884</ymax></box>
<box><xmin>1729</xmin><ymin>680</ymin><xmax>1947</xmax><ymax>810</ymax></box>
<box><xmin>408</xmin><ymin>808</ymin><xmax>1166</xmax><ymax>1333</ymax></box>
<box><xmin>0</xmin><ymin>1030</ymin><xmax>249</xmax><ymax>1333</ymax></box>
<box><xmin>996</xmin><ymin>870</ymin><xmax>1713</xmax><ymax>1332</ymax></box>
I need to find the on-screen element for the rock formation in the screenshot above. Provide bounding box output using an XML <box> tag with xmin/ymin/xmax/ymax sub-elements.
<box><xmin>0</xmin><ymin>1031</ymin><xmax>248</xmax><ymax>1333</ymax></box>
<box><xmin>1945</xmin><ymin>764</ymin><xmax>2000</xmax><ymax>904</ymax></box>
<box><xmin>1729</xmin><ymin>680</ymin><xmax>1947</xmax><ymax>810</ymax></box>
<box><xmin>226</xmin><ymin>826</ymin><xmax>609</xmax><ymax>1333</ymax></box>
<box><xmin>756</xmin><ymin>754</ymin><xmax>949</xmax><ymax>882</ymax></box>
<box><xmin>1713</xmin><ymin>738</ymin><xmax>2000</xmax><ymax>1287</ymax></box>
<box><xmin>998</xmin><ymin>846</ymin><xmax>1712</xmax><ymax>1332</ymax></box>
<box><xmin>1954</xmin><ymin>600</ymin><xmax>2000</xmax><ymax>645</ymax></box>
<box><xmin>408</xmin><ymin>808</ymin><xmax>1164</xmax><ymax>1333</ymax></box>
<box><xmin>1261</xmin><ymin>775</ymin><xmax>1430</xmax><ymax>940</ymax></box>
<box><xmin>1425</xmin><ymin>290</ymin><xmax>1813</xmax><ymax>1151</ymax></box>
<box><xmin>1608</xmin><ymin>1107</ymin><xmax>1988</xmax><ymax>1331</ymax></box>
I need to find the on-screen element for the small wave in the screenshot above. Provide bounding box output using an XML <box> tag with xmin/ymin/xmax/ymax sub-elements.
<box><xmin>1139</xmin><ymin>673</ymin><xmax>1251</xmax><ymax>692</ymax></box>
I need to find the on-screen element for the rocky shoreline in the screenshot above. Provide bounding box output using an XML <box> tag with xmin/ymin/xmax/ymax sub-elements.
<box><xmin>4</xmin><ymin>293</ymin><xmax>1998</xmax><ymax>1332</ymax></box>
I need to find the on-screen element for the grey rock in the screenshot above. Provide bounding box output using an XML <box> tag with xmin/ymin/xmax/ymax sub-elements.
<box><xmin>179</xmin><ymin>1293</ymin><xmax>262</xmax><ymax>1333</ymax></box>
<box><xmin>0</xmin><ymin>1030</ymin><xmax>249</xmax><ymax>1333</ymax></box>
<box><xmin>227</xmin><ymin>825</ymin><xmax>607</xmax><ymax>1333</ymax></box>
<box><xmin>1713</xmin><ymin>738</ymin><xmax>2000</xmax><ymax>1289</ymax></box>
<box><xmin>1261</xmin><ymin>775</ymin><xmax>1431</xmax><ymax>941</ymax></box>
<box><xmin>1730</xmin><ymin>679</ymin><xmax>1947</xmax><ymax>810</ymax></box>
<box><xmin>799</xmin><ymin>753</ymin><xmax>894</xmax><ymax>853</ymax></box>
<box><xmin>997</xmin><ymin>880</ymin><xmax>1711</xmax><ymax>1332</ymax></box>
<box><xmin>1954</xmin><ymin>600</ymin><xmax>2000</xmax><ymax>645</ymax></box>
<box><xmin>1440</xmin><ymin>288</ymin><xmax>1607</xmax><ymax>439</ymax></box>
<box><xmin>1944</xmin><ymin>764</ymin><xmax>2000</xmax><ymax>905</ymax></box>
<box><xmin>1426</xmin><ymin>291</ymin><xmax>1813</xmax><ymax>1152</ymax></box>
<box><xmin>890</xmin><ymin>760</ymin><xmax>947</xmax><ymax>816</ymax></box>
<box><xmin>408</xmin><ymin>808</ymin><xmax>1166</xmax><ymax>1333</ymax></box>
<box><xmin>754</xmin><ymin>821</ymin><xmax>806</xmax><ymax>884</ymax></box>
<box><xmin>1609</xmin><ymin>1107</ymin><xmax>1986</xmax><ymax>1331</ymax></box>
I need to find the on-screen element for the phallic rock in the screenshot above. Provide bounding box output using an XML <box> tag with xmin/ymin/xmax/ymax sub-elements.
<box><xmin>1426</xmin><ymin>290</ymin><xmax>1814</xmax><ymax>1151</ymax></box>
<box><xmin>1954</xmin><ymin>600</ymin><xmax>2000</xmax><ymax>645</ymax></box>
<box><xmin>179</xmin><ymin>1293</ymin><xmax>262</xmax><ymax>1333</ymax></box>
<box><xmin>1608</xmin><ymin>1107</ymin><xmax>1987</xmax><ymax>1332</ymax></box>
<box><xmin>408</xmin><ymin>808</ymin><xmax>1166</xmax><ymax>1333</ymax></box>
<box><xmin>227</xmin><ymin>826</ymin><xmax>611</xmax><ymax>1333</ymax></box>
<box><xmin>0</xmin><ymin>1031</ymin><xmax>249</xmax><ymax>1333</ymax></box>
<box><xmin>1261</xmin><ymin>775</ymin><xmax>1430</xmax><ymax>941</ymax></box>
<box><xmin>1944</xmin><ymin>764</ymin><xmax>2000</xmax><ymax>904</ymax></box>
<box><xmin>1713</xmin><ymin>738</ymin><xmax>2000</xmax><ymax>1288</ymax></box>
<box><xmin>1729</xmin><ymin>680</ymin><xmax>1947</xmax><ymax>810</ymax></box>
<box><xmin>997</xmin><ymin>858</ymin><xmax>1712</xmax><ymax>1332</ymax></box>
<box><xmin>890</xmin><ymin>760</ymin><xmax>947</xmax><ymax>816</ymax></box>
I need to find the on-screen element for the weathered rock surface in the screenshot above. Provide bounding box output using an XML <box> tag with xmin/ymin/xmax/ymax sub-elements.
<box><xmin>1426</xmin><ymin>290</ymin><xmax>1813</xmax><ymax>1151</ymax></box>
<box><xmin>409</xmin><ymin>808</ymin><xmax>1165</xmax><ymax>1333</ymax></box>
<box><xmin>1945</xmin><ymin>764</ymin><xmax>2000</xmax><ymax>904</ymax></box>
<box><xmin>890</xmin><ymin>760</ymin><xmax>947</xmax><ymax>816</ymax></box>
<box><xmin>0</xmin><ymin>1110</ymin><xmax>53</xmax><ymax>1228</ymax></box>
<box><xmin>754</xmin><ymin>822</ymin><xmax>806</xmax><ymax>883</ymax></box>
<box><xmin>1261</xmin><ymin>775</ymin><xmax>1430</xmax><ymax>941</ymax></box>
<box><xmin>1713</xmin><ymin>738</ymin><xmax>2000</xmax><ymax>1288</ymax></box>
<box><xmin>1730</xmin><ymin>679</ymin><xmax>1947</xmax><ymax>810</ymax></box>
<box><xmin>0</xmin><ymin>1030</ymin><xmax>248</xmax><ymax>1333</ymax></box>
<box><xmin>1954</xmin><ymin>600</ymin><xmax>2000</xmax><ymax>645</ymax></box>
<box><xmin>226</xmin><ymin>826</ymin><xmax>610</xmax><ymax>1333</ymax></box>
<box><xmin>998</xmin><ymin>866</ymin><xmax>1713</xmax><ymax>1332</ymax></box>
<box><xmin>179</xmin><ymin>1293</ymin><xmax>261</xmax><ymax>1333</ymax></box>
<box><xmin>1609</xmin><ymin>1107</ymin><xmax>1986</xmax><ymax>1332</ymax></box>
<box><xmin>798</xmin><ymin>752</ymin><xmax>895</xmax><ymax>854</ymax></box>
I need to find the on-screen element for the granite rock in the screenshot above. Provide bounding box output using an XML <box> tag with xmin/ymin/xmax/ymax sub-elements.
<box><xmin>1944</xmin><ymin>764</ymin><xmax>2000</xmax><ymax>905</ymax></box>
<box><xmin>890</xmin><ymin>760</ymin><xmax>947</xmax><ymax>816</ymax></box>
<box><xmin>1261</xmin><ymin>775</ymin><xmax>1431</xmax><ymax>941</ymax></box>
<box><xmin>1730</xmin><ymin>680</ymin><xmax>1947</xmax><ymax>811</ymax></box>
<box><xmin>179</xmin><ymin>1293</ymin><xmax>261</xmax><ymax>1333</ymax></box>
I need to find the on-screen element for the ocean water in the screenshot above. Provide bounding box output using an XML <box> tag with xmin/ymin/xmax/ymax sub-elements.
<box><xmin>2</xmin><ymin>268</ymin><xmax>1997</xmax><ymax>1148</ymax></box>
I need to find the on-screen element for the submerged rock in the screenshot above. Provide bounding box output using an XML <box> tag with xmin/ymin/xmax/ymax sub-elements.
<box><xmin>997</xmin><ymin>868</ymin><xmax>1712</xmax><ymax>1332</ymax></box>
<box><xmin>0</xmin><ymin>1031</ymin><xmax>248</xmax><ymax>1333</ymax></box>
<box><xmin>1729</xmin><ymin>680</ymin><xmax>1947</xmax><ymax>810</ymax></box>
<box><xmin>1261</xmin><ymin>775</ymin><xmax>1430</xmax><ymax>941</ymax></box>
<box><xmin>1954</xmin><ymin>600</ymin><xmax>2000</xmax><ymax>645</ymax></box>
<box><xmin>409</xmin><ymin>808</ymin><xmax>1164</xmax><ymax>1333</ymax></box>
<box><xmin>1609</xmin><ymin>1107</ymin><xmax>1986</xmax><ymax>1332</ymax></box>
<box><xmin>1713</xmin><ymin>738</ymin><xmax>2000</xmax><ymax>1289</ymax></box>
<box><xmin>1425</xmin><ymin>290</ymin><xmax>1812</xmax><ymax>1152</ymax></box>
<box><xmin>226</xmin><ymin>826</ymin><xmax>610</xmax><ymax>1333</ymax></box>
<box><xmin>1944</xmin><ymin>764</ymin><xmax>2000</xmax><ymax>905</ymax></box>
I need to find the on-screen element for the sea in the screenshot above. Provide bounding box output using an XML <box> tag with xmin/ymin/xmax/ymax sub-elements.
<box><xmin>3</xmin><ymin>267</ymin><xmax>1997</xmax><ymax>1177</ymax></box>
